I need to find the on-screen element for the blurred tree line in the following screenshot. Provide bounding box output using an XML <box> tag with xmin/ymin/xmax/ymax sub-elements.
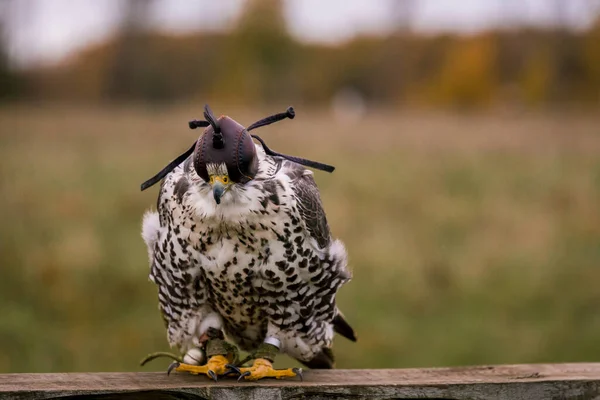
<box><xmin>2</xmin><ymin>0</ymin><xmax>600</xmax><ymax>109</ymax></box>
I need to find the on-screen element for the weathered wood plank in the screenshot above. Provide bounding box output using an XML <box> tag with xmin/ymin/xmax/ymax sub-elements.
<box><xmin>1</xmin><ymin>363</ymin><xmax>599</xmax><ymax>400</ymax></box>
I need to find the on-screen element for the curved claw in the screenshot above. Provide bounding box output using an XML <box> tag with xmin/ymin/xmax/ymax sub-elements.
<box><xmin>167</xmin><ymin>361</ymin><xmax>180</xmax><ymax>376</ymax></box>
<box><xmin>224</xmin><ymin>364</ymin><xmax>242</xmax><ymax>376</ymax></box>
<box><xmin>292</xmin><ymin>367</ymin><xmax>303</xmax><ymax>382</ymax></box>
<box><xmin>237</xmin><ymin>371</ymin><xmax>251</xmax><ymax>381</ymax></box>
<box><xmin>207</xmin><ymin>369</ymin><xmax>218</xmax><ymax>382</ymax></box>
<box><xmin>140</xmin><ymin>352</ymin><xmax>183</xmax><ymax>367</ymax></box>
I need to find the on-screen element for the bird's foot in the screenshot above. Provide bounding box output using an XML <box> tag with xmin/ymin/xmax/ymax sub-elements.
<box><xmin>238</xmin><ymin>358</ymin><xmax>302</xmax><ymax>381</ymax></box>
<box><xmin>168</xmin><ymin>355</ymin><xmax>240</xmax><ymax>381</ymax></box>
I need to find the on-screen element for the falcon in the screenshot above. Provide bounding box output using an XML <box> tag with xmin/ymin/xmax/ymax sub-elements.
<box><xmin>140</xmin><ymin>105</ymin><xmax>356</xmax><ymax>381</ymax></box>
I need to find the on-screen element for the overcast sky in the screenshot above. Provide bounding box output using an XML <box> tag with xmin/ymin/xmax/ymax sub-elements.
<box><xmin>4</xmin><ymin>0</ymin><xmax>600</xmax><ymax>67</ymax></box>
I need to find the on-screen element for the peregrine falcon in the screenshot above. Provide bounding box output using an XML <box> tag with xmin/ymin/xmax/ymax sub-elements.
<box><xmin>140</xmin><ymin>105</ymin><xmax>356</xmax><ymax>381</ymax></box>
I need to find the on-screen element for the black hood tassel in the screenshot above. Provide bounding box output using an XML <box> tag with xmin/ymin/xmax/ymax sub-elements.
<box><xmin>141</xmin><ymin>106</ymin><xmax>335</xmax><ymax>191</ymax></box>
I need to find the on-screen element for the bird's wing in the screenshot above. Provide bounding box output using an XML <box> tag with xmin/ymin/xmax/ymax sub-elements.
<box><xmin>278</xmin><ymin>160</ymin><xmax>357</xmax><ymax>364</ymax></box>
<box><xmin>284</xmin><ymin>161</ymin><xmax>332</xmax><ymax>249</ymax></box>
<box><xmin>143</xmin><ymin>161</ymin><xmax>209</xmax><ymax>350</ymax></box>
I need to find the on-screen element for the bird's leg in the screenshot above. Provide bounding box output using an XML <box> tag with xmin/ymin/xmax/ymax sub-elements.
<box><xmin>169</xmin><ymin>328</ymin><xmax>241</xmax><ymax>381</ymax></box>
<box><xmin>238</xmin><ymin>341</ymin><xmax>302</xmax><ymax>381</ymax></box>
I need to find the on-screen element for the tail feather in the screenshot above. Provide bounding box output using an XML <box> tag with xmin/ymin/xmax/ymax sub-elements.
<box><xmin>333</xmin><ymin>311</ymin><xmax>357</xmax><ymax>342</ymax></box>
<box><xmin>297</xmin><ymin>311</ymin><xmax>356</xmax><ymax>370</ymax></box>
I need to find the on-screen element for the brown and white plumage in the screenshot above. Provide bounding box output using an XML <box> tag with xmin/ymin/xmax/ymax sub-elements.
<box><xmin>142</xmin><ymin>143</ymin><xmax>355</xmax><ymax>368</ymax></box>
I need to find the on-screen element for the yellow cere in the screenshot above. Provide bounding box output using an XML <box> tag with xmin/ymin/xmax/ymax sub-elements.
<box><xmin>211</xmin><ymin>175</ymin><xmax>230</xmax><ymax>185</ymax></box>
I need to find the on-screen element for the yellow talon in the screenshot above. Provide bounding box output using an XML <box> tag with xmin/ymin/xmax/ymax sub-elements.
<box><xmin>238</xmin><ymin>358</ymin><xmax>301</xmax><ymax>381</ymax></box>
<box><xmin>173</xmin><ymin>355</ymin><xmax>231</xmax><ymax>380</ymax></box>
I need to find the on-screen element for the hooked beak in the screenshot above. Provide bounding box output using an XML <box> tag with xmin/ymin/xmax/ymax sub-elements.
<box><xmin>212</xmin><ymin>182</ymin><xmax>225</xmax><ymax>205</ymax></box>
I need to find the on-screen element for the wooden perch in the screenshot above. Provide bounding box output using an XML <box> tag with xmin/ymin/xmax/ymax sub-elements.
<box><xmin>1</xmin><ymin>363</ymin><xmax>600</xmax><ymax>399</ymax></box>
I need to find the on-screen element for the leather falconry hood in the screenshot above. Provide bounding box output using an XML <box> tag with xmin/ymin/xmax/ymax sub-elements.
<box><xmin>193</xmin><ymin>105</ymin><xmax>259</xmax><ymax>184</ymax></box>
<box><xmin>140</xmin><ymin>105</ymin><xmax>335</xmax><ymax>191</ymax></box>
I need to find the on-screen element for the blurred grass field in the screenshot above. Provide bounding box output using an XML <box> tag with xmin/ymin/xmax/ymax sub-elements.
<box><xmin>0</xmin><ymin>104</ymin><xmax>599</xmax><ymax>373</ymax></box>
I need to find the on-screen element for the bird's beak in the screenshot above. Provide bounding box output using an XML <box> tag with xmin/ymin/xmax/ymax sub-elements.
<box><xmin>212</xmin><ymin>182</ymin><xmax>225</xmax><ymax>205</ymax></box>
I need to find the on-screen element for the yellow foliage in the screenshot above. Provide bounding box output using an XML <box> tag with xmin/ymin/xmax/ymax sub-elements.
<box><xmin>520</xmin><ymin>47</ymin><xmax>554</xmax><ymax>105</ymax></box>
<box><xmin>582</xmin><ymin>21</ymin><xmax>600</xmax><ymax>102</ymax></box>
<box><xmin>432</xmin><ymin>35</ymin><xmax>498</xmax><ymax>108</ymax></box>
<box><xmin>13</xmin><ymin>8</ymin><xmax>600</xmax><ymax>109</ymax></box>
